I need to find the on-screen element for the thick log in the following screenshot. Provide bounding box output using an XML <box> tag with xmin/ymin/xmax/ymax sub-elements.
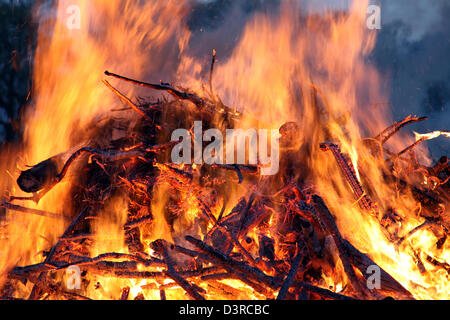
<box><xmin>17</xmin><ymin>156</ymin><xmax>59</xmax><ymax>193</ymax></box>
<box><xmin>16</xmin><ymin>148</ymin><xmax>143</xmax><ymax>195</ymax></box>
<box><xmin>84</xmin><ymin>265</ymin><xmax>219</xmax><ymax>280</ymax></box>
<box><xmin>276</xmin><ymin>247</ymin><xmax>303</xmax><ymax>300</ymax></box>
<box><xmin>342</xmin><ymin>239</ymin><xmax>415</xmax><ymax>299</ymax></box>
<box><xmin>311</xmin><ymin>195</ymin><xmax>368</xmax><ymax>299</ymax></box>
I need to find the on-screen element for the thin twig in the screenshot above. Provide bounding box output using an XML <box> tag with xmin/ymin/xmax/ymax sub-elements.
<box><xmin>374</xmin><ymin>115</ymin><xmax>427</xmax><ymax>145</ymax></box>
<box><xmin>103</xmin><ymin>79</ymin><xmax>151</xmax><ymax>121</ymax></box>
<box><xmin>391</xmin><ymin>137</ymin><xmax>426</xmax><ymax>160</ymax></box>
<box><xmin>395</xmin><ymin>221</ymin><xmax>439</xmax><ymax>247</ymax></box>
<box><xmin>209</xmin><ymin>49</ymin><xmax>216</xmax><ymax>99</ymax></box>
<box><xmin>105</xmin><ymin>71</ymin><xmax>205</xmax><ymax>108</ymax></box>
<box><xmin>0</xmin><ymin>202</ymin><xmax>69</xmax><ymax>221</ymax></box>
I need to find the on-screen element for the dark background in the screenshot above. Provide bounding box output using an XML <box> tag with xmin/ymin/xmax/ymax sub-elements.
<box><xmin>0</xmin><ymin>0</ymin><xmax>35</xmax><ymax>142</ymax></box>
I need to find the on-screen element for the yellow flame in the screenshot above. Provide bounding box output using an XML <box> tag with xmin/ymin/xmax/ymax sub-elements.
<box><xmin>414</xmin><ymin>130</ymin><xmax>450</xmax><ymax>141</ymax></box>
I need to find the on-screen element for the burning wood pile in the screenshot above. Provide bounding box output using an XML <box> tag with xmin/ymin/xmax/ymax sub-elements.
<box><xmin>0</xmin><ymin>65</ymin><xmax>448</xmax><ymax>300</ymax></box>
<box><xmin>0</xmin><ymin>0</ymin><xmax>449</xmax><ymax>301</ymax></box>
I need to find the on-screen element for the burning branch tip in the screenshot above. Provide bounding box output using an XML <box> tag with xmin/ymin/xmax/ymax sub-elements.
<box><xmin>102</xmin><ymin>79</ymin><xmax>151</xmax><ymax>121</ymax></box>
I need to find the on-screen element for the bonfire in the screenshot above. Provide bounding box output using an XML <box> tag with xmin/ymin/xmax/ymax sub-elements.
<box><xmin>0</xmin><ymin>1</ymin><xmax>448</xmax><ymax>300</ymax></box>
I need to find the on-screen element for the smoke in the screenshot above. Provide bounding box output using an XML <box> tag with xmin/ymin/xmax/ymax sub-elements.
<box><xmin>371</xmin><ymin>0</ymin><xmax>450</xmax><ymax>158</ymax></box>
<box><xmin>380</xmin><ymin>0</ymin><xmax>443</xmax><ymax>42</ymax></box>
<box><xmin>187</xmin><ymin>0</ymin><xmax>449</xmax><ymax>159</ymax></box>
